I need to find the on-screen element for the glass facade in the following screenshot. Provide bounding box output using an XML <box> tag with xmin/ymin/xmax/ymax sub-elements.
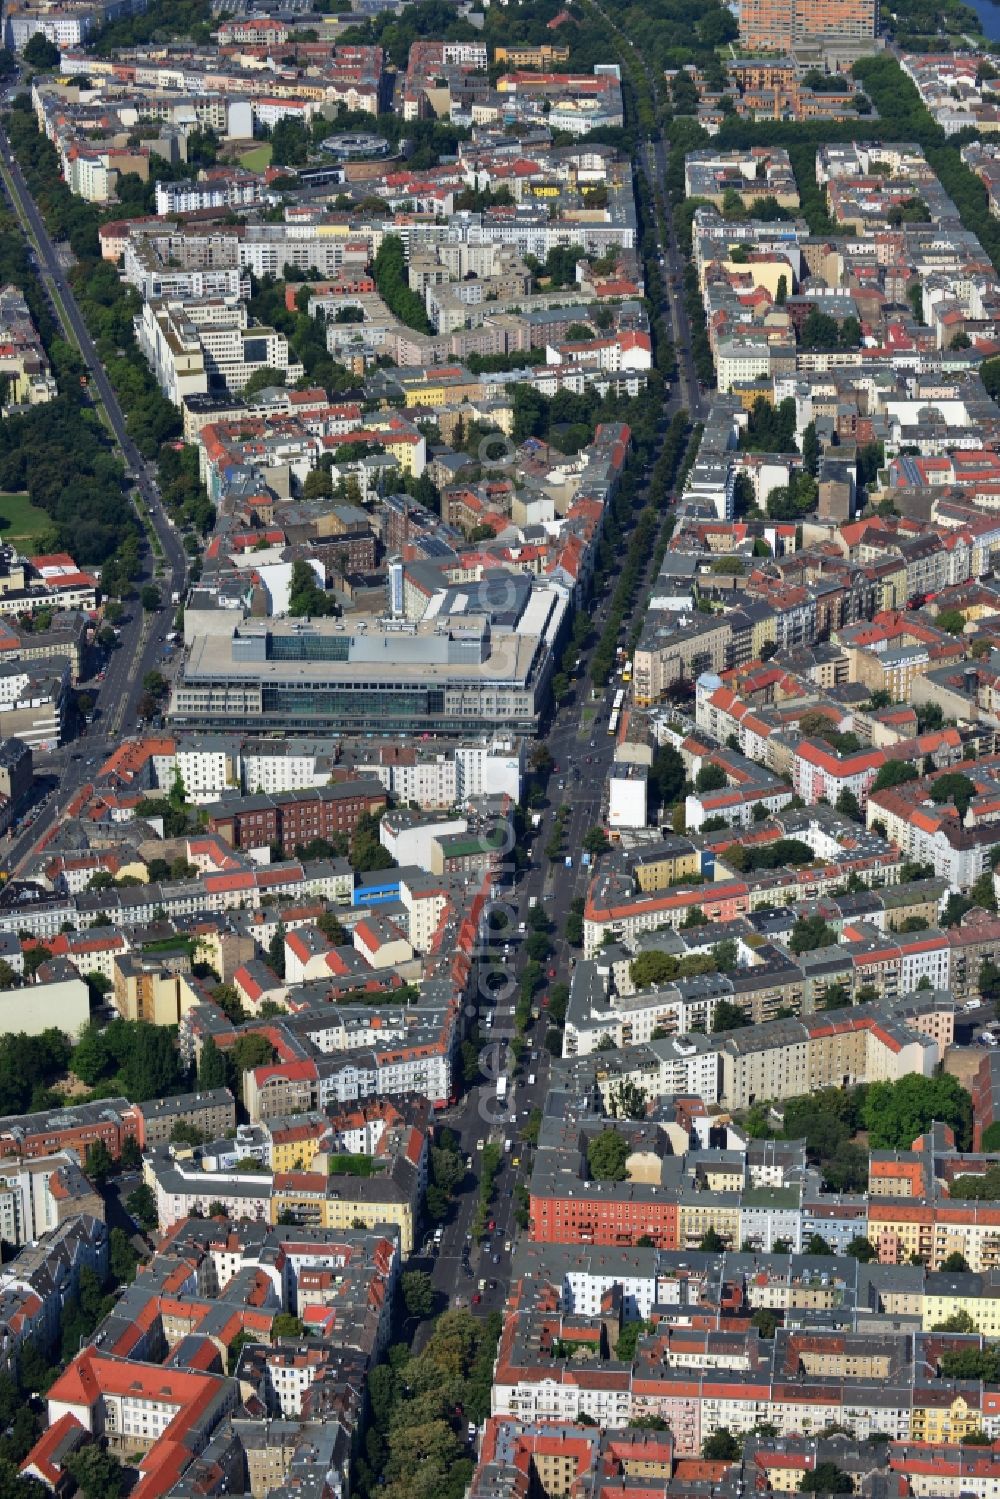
<box><xmin>260</xmin><ymin>684</ymin><xmax>441</xmax><ymax>721</ymax></box>
<box><xmin>268</xmin><ymin>635</ymin><xmax>351</xmax><ymax>662</ymax></box>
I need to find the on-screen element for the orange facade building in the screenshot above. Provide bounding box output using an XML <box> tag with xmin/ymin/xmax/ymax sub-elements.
<box><xmin>739</xmin><ymin>0</ymin><xmax>876</xmax><ymax>53</ymax></box>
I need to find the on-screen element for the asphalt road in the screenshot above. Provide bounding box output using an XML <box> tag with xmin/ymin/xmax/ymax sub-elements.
<box><xmin>413</xmin><ymin>672</ymin><xmax>639</xmax><ymax>1335</ymax></box>
<box><xmin>645</xmin><ymin>137</ymin><xmax>709</xmax><ymax>425</ymax></box>
<box><xmin>415</xmin><ymin>71</ymin><xmax>705</xmax><ymax>1327</ymax></box>
<box><xmin>589</xmin><ymin>0</ymin><xmax>708</xmax><ymax>423</ymax></box>
<box><xmin>419</xmin><ymin>472</ymin><xmax>683</xmax><ymax>1328</ymax></box>
<box><xmin>0</xmin><ymin>119</ymin><xmax>187</xmax><ymax>875</ymax></box>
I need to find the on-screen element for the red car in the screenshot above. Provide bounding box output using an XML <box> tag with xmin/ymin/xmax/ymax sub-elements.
<box><xmin>472</xmin><ymin>1293</ymin><xmax>482</xmax><ymax>1305</ymax></box>
<box><xmin>547</xmin><ymin>968</ymin><xmax>557</xmax><ymax>978</ymax></box>
<box><xmin>542</xmin><ymin>995</ymin><xmax>550</xmax><ymax>1008</ymax></box>
<box><xmin>488</xmin><ymin>1219</ymin><xmax>495</xmax><ymax>1231</ymax></box>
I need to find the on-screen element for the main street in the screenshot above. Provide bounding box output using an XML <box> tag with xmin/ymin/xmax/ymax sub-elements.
<box><xmin>423</xmin><ymin>685</ymin><xmax>622</xmax><ymax>1328</ymax></box>
<box><xmin>645</xmin><ymin>136</ymin><xmax>709</xmax><ymax>426</ymax></box>
<box><xmin>424</xmin><ymin>272</ymin><xmax>694</xmax><ymax>1326</ymax></box>
<box><xmin>418</xmin><ymin>71</ymin><xmax>700</xmax><ymax>1323</ymax></box>
<box><xmin>0</xmin><ymin>118</ymin><xmax>187</xmax><ymax>875</ymax></box>
<box><xmin>585</xmin><ymin>0</ymin><xmax>708</xmax><ymax>424</ymax></box>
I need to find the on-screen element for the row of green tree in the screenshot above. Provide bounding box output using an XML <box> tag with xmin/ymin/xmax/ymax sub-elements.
<box><xmin>745</xmin><ymin>1074</ymin><xmax>972</xmax><ymax>1193</ymax></box>
<box><xmin>723</xmin><ymin>838</ymin><xmax>815</xmax><ymax>873</ymax></box>
<box><xmin>355</xmin><ymin>1310</ymin><xmax>502</xmax><ymax>1499</ymax></box>
<box><xmin>681</xmin><ymin>261</ymin><xmax>715</xmax><ymax>386</ymax></box>
<box><xmin>590</xmin><ymin>411</ymin><xmax>693</xmax><ymax>686</ymax></box>
<box><xmin>373</xmin><ymin>235</ymin><xmax>432</xmax><ymax>336</ymax></box>
<box><xmin>629</xmin><ymin>941</ymin><xmax>737</xmax><ymax>990</ymax></box>
<box><xmin>90</xmin><ymin>0</ymin><xmax>214</xmax><ymax>52</ymax></box>
<box><xmin>0</xmin><ymin>219</ymin><xmax>137</xmax><ymax>563</ymax></box>
<box><xmin>3</xmin><ymin>98</ymin><xmax>191</xmax><ymax>583</ymax></box>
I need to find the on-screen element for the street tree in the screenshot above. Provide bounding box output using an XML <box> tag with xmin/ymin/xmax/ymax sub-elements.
<box><xmin>402</xmin><ymin>1270</ymin><xmax>435</xmax><ymax>1320</ymax></box>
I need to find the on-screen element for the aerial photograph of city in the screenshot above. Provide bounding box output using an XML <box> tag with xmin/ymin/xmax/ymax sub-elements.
<box><xmin>6</xmin><ymin>0</ymin><xmax>1000</xmax><ymax>1492</ymax></box>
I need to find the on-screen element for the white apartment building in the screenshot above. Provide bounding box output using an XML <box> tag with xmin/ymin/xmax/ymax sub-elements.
<box><xmin>493</xmin><ymin>1367</ymin><xmax>632</xmax><ymax>1426</ymax></box>
<box><xmin>155</xmin><ymin>176</ymin><xmax>262</xmax><ymax>217</ymax></box>
<box><xmin>174</xmin><ymin>741</ymin><xmax>240</xmax><ymax>801</ymax></box>
<box><xmin>325</xmin><ymin>1113</ymin><xmax>389</xmax><ymax>1155</ymax></box>
<box><xmin>238</xmin><ymin>229</ymin><xmax>365</xmax><ymax>281</ymax></box>
<box><xmin>866</xmin><ymin>790</ymin><xmax>989</xmax><ymax>890</ymax></box>
<box><xmin>364</xmin><ymin>754</ymin><xmax>459</xmax><ymax>809</ymax></box>
<box><xmin>315</xmin><ymin>1061</ymin><xmax>378</xmax><ymax>1109</ymax></box>
<box><xmin>8</xmin><ymin>0</ymin><xmax>149</xmax><ymax>49</ymax></box>
<box><xmin>193</xmin><ymin>315</ymin><xmax>304</xmax><ymax>395</ymax></box>
<box><xmin>716</xmin><ymin>336</ymin><xmax>777</xmax><ymax>393</ymax></box>
<box><xmin>242</xmin><ymin>747</ymin><xmax>330</xmax><ymax>796</ymax></box>
<box><xmin>376</xmin><ymin>1050</ymin><xmax>450</xmax><ymax>1104</ymax></box>
<box><xmin>0</xmin><ymin>1153</ymin><xmax>78</xmax><ymax>1245</ymax></box>
<box><xmin>8</xmin><ymin>9</ymin><xmax>89</xmax><ymax>47</ymax></box>
<box><xmin>684</xmin><ymin>782</ymin><xmax>795</xmax><ymax>833</ymax></box>
<box><xmin>68</xmin><ymin>152</ymin><xmax>117</xmax><ymax>204</ymax></box>
<box><xmin>137</xmin><ymin>296</ymin><xmax>303</xmax><ymax>401</ymax></box>
<box><xmin>259</xmin><ymin>1354</ymin><xmax>322</xmax><ymax>1418</ymax></box>
<box><xmin>137</xmin><ymin>300</ymin><xmax>207</xmax><ymax>405</ymax></box>
<box><xmin>738</xmin><ymin>1194</ymin><xmax>803</xmax><ymax>1254</ymax></box>
<box><xmin>563</xmin><ymin>1261</ymin><xmax>657</xmax><ymax>1320</ymax></box>
<box><xmin>564</xmin><ymin>984</ymin><xmax>724</xmax><ymax>1061</ymax></box>
<box><xmin>455</xmin><ymin>739</ymin><xmax>523</xmax><ymax>803</ymax></box>
<box><xmin>357</xmin><ymin>738</ymin><xmax>522</xmax><ymax>810</ymax></box>
<box><xmin>399</xmin><ymin>878</ymin><xmax>450</xmax><ymax>953</ymax></box>
<box><xmin>253</xmin><ymin>98</ymin><xmax>313</xmax><ymax>131</ymax></box>
<box><xmin>380</xmin><ymin>814</ymin><xmax>468</xmax><ymax>871</ymax></box>
<box><xmin>299</xmin><ymin>1012</ymin><xmax>451</xmax><ymax>1112</ymax></box>
<box><xmin>653</xmin><ymin>1037</ymin><xmax>722</xmax><ymax>1103</ymax></box>
<box><xmin>899</xmin><ymin>940</ymin><xmax>951</xmax><ymax>993</ymax></box>
<box><xmin>442</xmin><ymin>40</ymin><xmax>488</xmax><ymax>66</ymax></box>
<box><xmin>147</xmin><ymin>1159</ymin><xmax>272</xmax><ymax>1230</ymax></box>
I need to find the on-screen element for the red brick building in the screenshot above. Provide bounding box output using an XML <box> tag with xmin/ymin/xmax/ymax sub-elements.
<box><xmin>972</xmin><ymin>1050</ymin><xmax>1000</xmax><ymax>1151</ymax></box>
<box><xmin>530</xmin><ymin>1186</ymin><xmax>679</xmax><ymax>1249</ymax></box>
<box><xmin>0</xmin><ymin>1098</ymin><xmax>140</xmax><ymax>1160</ymax></box>
<box><xmin>206</xmin><ymin>780</ymin><xmax>387</xmax><ymax>853</ymax></box>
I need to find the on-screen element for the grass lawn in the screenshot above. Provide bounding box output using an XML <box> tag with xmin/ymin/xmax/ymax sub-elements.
<box><xmin>0</xmin><ymin>492</ymin><xmax>50</xmax><ymax>547</ymax></box>
<box><xmin>327</xmin><ymin>1153</ymin><xmax>378</xmax><ymax>1177</ymax></box>
<box><xmin>239</xmin><ymin>143</ymin><xmax>272</xmax><ymax>172</ymax></box>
